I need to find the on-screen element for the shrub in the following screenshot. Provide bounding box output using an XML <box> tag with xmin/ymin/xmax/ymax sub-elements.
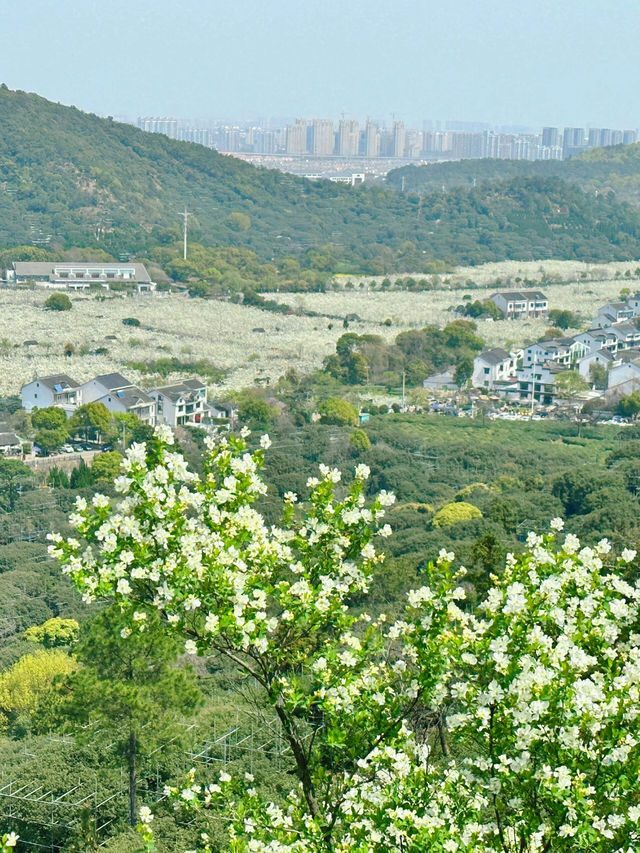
<box><xmin>24</xmin><ymin>617</ymin><xmax>79</xmax><ymax>647</ymax></box>
<box><xmin>349</xmin><ymin>428</ymin><xmax>371</xmax><ymax>452</ymax></box>
<box><xmin>122</xmin><ymin>317</ymin><xmax>141</xmax><ymax>327</ymax></box>
<box><xmin>44</xmin><ymin>293</ymin><xmax>72</xmax><ymax>311</ymax></box>
<box><xmin>432</xmin><ymin>500</ymin><xmax>482</xmax><ymax>527</ymax></box>
<box><xmin>318</xmin><ymin>398</ymin><xmax>359</xmax><ymax>427</ymax></box>
<box><xmin>0</xmin><ymin>649</ymin><xmax>76</xmax><ymax>716</ymax></box>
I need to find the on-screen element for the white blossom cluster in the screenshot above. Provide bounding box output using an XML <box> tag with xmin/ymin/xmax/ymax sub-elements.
<box><xmin>49</xmin><ymin>429</ymin><xmax>640</xmax><ymax>853</ymax></box>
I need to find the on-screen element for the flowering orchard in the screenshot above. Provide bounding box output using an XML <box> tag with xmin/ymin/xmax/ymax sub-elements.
<box><xmin>48</xmin><ymin>425</ymin><xmax>640</xmax><ymax>852</ymax></box>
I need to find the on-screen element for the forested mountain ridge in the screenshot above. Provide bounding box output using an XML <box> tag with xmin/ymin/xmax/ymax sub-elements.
<box><xmin>387</xmin><ymin>142</ymin><xmax>640</xmax><ymax>205</ymax></box>
<box><xmin>0</xmin><ymin>86</ymin><xmax>436</xmax><ymax>268</ymax></box>
<box><xmin>3</xmin><ymin>87</ymin><xmax>640</xmax><ymax>272</ymax></box>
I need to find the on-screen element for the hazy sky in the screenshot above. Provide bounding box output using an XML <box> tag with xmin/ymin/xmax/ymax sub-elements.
<box><xmin>4</xmin><ymin>0</ymin><xmax>639</xmax><ymax>127</ymax></box>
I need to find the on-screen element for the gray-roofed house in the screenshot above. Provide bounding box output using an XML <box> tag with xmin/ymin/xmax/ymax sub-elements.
<box><xmin>422</xmin><ymin>367</ymin><xmax>458</xmax><ymax>392</ymax></box>
<box><xmin>8</xmin><ymin>261</ymin><xmax>154</xmax><ymax>291</ymax></box>
<box><xmin>472</xmin><ymin>348</ymin><xmax>517</xmax><ymax>389</ymax></box>
<box><xmin>574</xmin><ymin>328</ymin><xmax>619</xmax><ymax>355</ymax></box>
<box><xmin>607</xmin><ymin>356</ymin><xmax>640</xmax><ymax>397</ymax></box>
<box><xmin>94</xmin><ymin>386</ymin><xmax>156</xmax><ymax>425</ymax></box>
<box><xmin>0</xmin><ymin>433</ymin><xmax>23</xmax><ymax>457</ymax></box>
<box><xmin>149</xmin><ymin>380</ymin><xmax>207</xmax><ymax>427</ymax></box>
<box><xmin>489</xmin><ymin>290</ymin><xmax>548</xmax><ymax>319</ymax></box>
<box><xmin>577</xmin><ymin>348</ymin><xmax>619</xmax><ymax>382</ymax></box>
<box><xmin>81</xmin><ymin>373</ymin><xmax>135</xmax><ymax>404</ymax></box>
<box><xmin>208</xmin><ymin>400</ymin><xmax>239</xmax><ymax>423</ymax></box>
<box><xmin>523</xmin><ymin>338</ymin><xmax>587</xmax><ymax>367</ymax></box>
<box><xmin>21</xmin><ymin>374</ymin><xmax>81</xmax><ymax>414</ymax></box>
<box><xmin>603</xmin><ymin>322</ymin><xmax>640</xmax><ymax>351</ymax></box>
<box><xmin>594</xmin><ymin>302</ymin><xmax>635</xmax><ymax>328</ymax></box>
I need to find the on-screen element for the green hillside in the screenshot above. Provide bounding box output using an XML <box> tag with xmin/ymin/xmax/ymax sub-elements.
<box><xmin>3</xmin><ymin>87</ymin><xmax>640</xmax><ymax>275</ymax></box>
<box><xmin>387</xmin><ymin>143</ymin><xmax>640</xmax><ymax>204</ymax></box>
<box><xmin>0</xmin><ymin>86</ymin><xmax>433</xmax><ymax>268</ymax></box>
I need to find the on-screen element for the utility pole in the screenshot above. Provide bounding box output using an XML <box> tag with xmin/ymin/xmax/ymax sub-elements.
<box><xmin>181</xmin><ymin>207</ymin><xmax>190</xmax><ymax>260</ymax></box>
<box><xmin>402</xmin><ymin>370</ymin><xmax>406</xmax><ymax>411</ymax></box>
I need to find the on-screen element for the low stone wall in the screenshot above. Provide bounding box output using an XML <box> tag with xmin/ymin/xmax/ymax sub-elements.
<box><xmin>23</xmin><ymin>450</ymin><xmax>100</xmax><ymax>474</ymax></box>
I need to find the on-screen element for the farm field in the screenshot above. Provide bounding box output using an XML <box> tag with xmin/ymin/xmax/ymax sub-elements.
<box><xmin>0</xmin><ymin>259</ymin><xmax>635</xmax><ymax>397</ymax></box>
<box><xmin>0</xmin><ymin>289</ymin><xmax>364</xmax><ymax>396</ymax></box>
<box><xmin>276</xmin><ymin>266</ymin><xmax>634</xmax><ymax>350</ymax></box>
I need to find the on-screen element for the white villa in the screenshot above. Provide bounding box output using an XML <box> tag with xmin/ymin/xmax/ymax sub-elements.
<box><xmin>149</xmin><ymin>380</ymin><xmax>207</xmax><ymax>427</ymax></box>
<box><xmin>472</xmin><ymin>348</ymin><xmax>517</xmax><ymax>390</ymax></box>
<box><xmin>489</xmin><ymin>290</ymin><xmax>548</xmax><ymax>320</ymax></box>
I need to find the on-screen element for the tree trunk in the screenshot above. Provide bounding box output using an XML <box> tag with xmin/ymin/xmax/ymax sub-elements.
<box><xmin>128</xmin><ymin>729</ymin><xmax>137</xmax><ymax>826</ymax></box>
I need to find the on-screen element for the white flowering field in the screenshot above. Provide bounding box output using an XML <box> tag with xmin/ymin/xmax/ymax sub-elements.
<box><xmin>276</xmin><ymin>269</ymin><xmax>634</xmax><ymax>350</ymax></box>
<box><xmin>0</xmin><ymin>289</ymin><xmax>385</xmax><ymax>396</ymax></box>
<box><xmin>0</xmin><ymin>259</ymin><xmax>635</xmax><ymax>396</ymax></box>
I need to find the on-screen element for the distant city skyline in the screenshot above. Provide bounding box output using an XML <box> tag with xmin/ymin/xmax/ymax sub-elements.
<box><xmin>130</xmin><ymin>115</ymin><xmax>637</xmax><ymax>167</ymax></box>
<box><xmin>5</xmin><ymin>0</ymin><xmax>640</xmax><ymax>129</ymax></box>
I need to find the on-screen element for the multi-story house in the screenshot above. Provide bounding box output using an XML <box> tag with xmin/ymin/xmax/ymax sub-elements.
<box><xmin>80</xmin><ymin>373</ymin><xmax>136</xmax><ymax>404</ymax></box>
<box><xmin>523</xmin><ymin>338</ymin><xmax>587</xmax><ymax>367</ymax></box>
<box><xmin>577</xmin><ymin>349</ymin><xmax>619</xmax><ymax>382</ymax></box>
<box><xmin>9</xmin><ymin>261</ymin><xmax>154</xmax><ymax>291</ymax></box>
<box><xmin>574</xmin><ymin>328</ymin><xmax>619</xmax><ymax>355</ymax></box>
<box><xmin>607</xmin><ymin>355</ymin><xmax>640</xmax><ymax>397</ymax></box>
<box><xmin>472</xmin><ymin>348</ymin><xmax>517</xmax><ymax>389</ymax></box>
<box><xmin>94</xmin><ymin>387</ymin><xmax>156</xmax><ymax>425</ymax></box>
<box><xmin>516</xmin><ymin>361</ymin><xmax>567</xmax><ymax>405</ymax></box>
<box><xmin>21</xmin><ymin>374</ymin><xmax>81</xmax><ymax>414</ymax></box>
<box><xmin>489</xmin><ymin>290</ymin><xmax>548</xmax><ymax>320</ymax></box>
<box><xmin>150</xmin><ymin>380</ymin><xmax>207</xmax><ymax>427</ymax></box>
<box><xmin>626</xmin><ymin>293</ymin><xmax>640</xmax><ymax>316</ymax></box>
<box><xmin>604</xmin><ymin>322</ymin><xmax>640</xmax><ymax>352</ymax></box>
<box><xmin>593</xmin><ymin>302</ymin><xmax>635</xmax><ymax>328</ymax></box>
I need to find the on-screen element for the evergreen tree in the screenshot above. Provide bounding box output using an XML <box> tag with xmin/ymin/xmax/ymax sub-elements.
<box><xmin>50</xmin><ymin>607</ymin><xmax>200</xmax><ymax>826</ymax></box>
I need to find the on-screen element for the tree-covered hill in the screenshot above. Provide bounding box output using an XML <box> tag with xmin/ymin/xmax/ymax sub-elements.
<box><xmin>3</xmin><ymin>87</ymin><xmax>640</xmax><ymax>272</ymax></box>
<box><xmin>387</xmin><ymin>142</ymin><xmax>640</xmax><ymax>205</ymax></box>
<box><xmin>0</xmin><ymin>86</ymin><xmax>434</xmax><ymax>267</ymax></box>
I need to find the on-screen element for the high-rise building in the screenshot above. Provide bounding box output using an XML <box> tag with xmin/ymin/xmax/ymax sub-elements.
<box><xmin>404</xmin><ymin>130</ymin><xmax>422</xmax><ymax>159</ymax></box>
<box><xmin>311</xmin><ymin>119</ymin><xmax>335</xmax><ymax>155</ymax></box>
<box><xmin>178</xmin><ymin>128</ymin><xmax>212</xmax><ymax>147</ymax></box>
<box><xmin>588</xmin><ymin>128</ymin><xmax>602</xmax><ymax>148</ymax></box>
<box><xmin>563</xmin><ymin>127</ymin><xmax>586</xmax><ymax>158</ymax></box>
<box><xmin>452</xmin><ymin>132</ymin><xmax>485</xmax><ymax>159</ymax></box>
<box><xmin>338</xmin><ymin>119</ymin><xmax>359</xmax><ymax>156</ymax></box>
<box><xmin>364</xmin><ymin>121</ymin><xmax>380</xmax><ymax>157</ymax></box>
<box><xmin>624</xmin><ymin>130</ymin><xmax>638</xmax><ymax>145</ymax></box>
<box><xmin>285</xmin><ymin>119</ymin><xmax>307</xmax><ymax>155</ymax></box>
<box><xmin>542</xmin><ymin>127</ymin><xmax>559</xmax><ymax>147</ymax></box>
<box><xmin>392</xmin><ymin>121</ymin><xmax>406</xmax><ymax>158</ymax></box>
<box><xmin>253</xmin><ymin>129</ymin><xmax>277</xmax><ymax>154</ymax></box>
<box><xmin>137</xmin><ymin>117</ymin><xmax>179</xmax><ymax>138</ymax></box>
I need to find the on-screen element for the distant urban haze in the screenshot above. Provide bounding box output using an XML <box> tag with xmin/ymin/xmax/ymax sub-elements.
<box><xmin>5</xmin><ymin>0</ymin><xmax>640</xmax><ymax>129</ymax></box>
<box><xmin>131</xmin><ymin>116</ymin><xmax>638</xmax><ymax>181</ymax></box>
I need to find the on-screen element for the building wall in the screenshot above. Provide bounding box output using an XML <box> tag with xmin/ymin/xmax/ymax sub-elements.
<box><xmin>21</xmin><ymin>381</ymin><xmax>55</xmax><ymax>412</ymax></box>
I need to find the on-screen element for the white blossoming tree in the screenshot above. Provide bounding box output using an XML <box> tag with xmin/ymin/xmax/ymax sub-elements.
<box><xmin>49</xmin><ymin>426</ymin><xmax>640</xmax><ymax>852</ymax></box>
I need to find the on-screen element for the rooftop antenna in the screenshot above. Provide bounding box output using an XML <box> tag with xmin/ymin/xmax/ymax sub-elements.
<box><xmin>181</xmin><ymin>207</ymin><xmax>190</xmax><ymax>260</ymax></box>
